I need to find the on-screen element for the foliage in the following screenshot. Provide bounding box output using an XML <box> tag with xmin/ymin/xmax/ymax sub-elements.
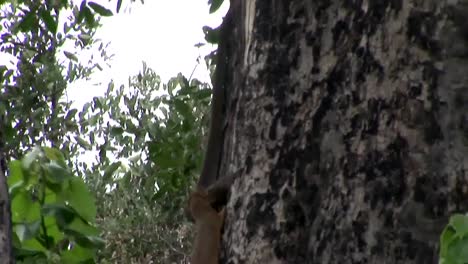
<box><xmin>0</xmin><ymin>0</ymin><xmax>121</xmax><ymax>263</ymax></box>
<box><xmin>0</xmin><ymin>0</ymin><xmax>214</xmax><ymax>262</ymax></box>
<box><xmin>0</xmin><ymin>0</ymin><xmax>114</xmax><ymax>170</ymax></box>
<box><xmin>208</xmin><ymin>0</ymin><xmax>225</xmax><ymax>14</ymax></box>
<box><xmin>8</xmin><ymin>147</ymin><xmax>102</xmax><ymax>263</ymax></box>
<box><xmin>74</xmin><ymin>63</ymin><xmax>211</xmax><ymax>263</ymax></box>
<box><xmin>439</xmin><ymin>214</ymin><xmax>468</xmax><ymax>264</ymax></box>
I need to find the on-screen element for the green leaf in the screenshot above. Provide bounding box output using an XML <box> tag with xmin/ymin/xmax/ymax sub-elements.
<box><xmin>440</xmin><ymin>225</ymin><xmax>456</xmax><ymax>257</ymax></box>
<box><xmin>42</xmin><ymin>204</ymin><xmax>76</xmax><ymax>228</ymax></box>
<box><xmin>77</xmin><ymin>0</ymin><xmax>87</xmax><ymax>23</ymax></box>
<box><xmin>22</xmin><ymin>147</ymin><xmax>42</xmax><ymax>170</ymax></box>
<box><xmin>209</xmin><ymin>0</ymin><xmax>224</xmax><ymax>13</ymax></box>
<box><xmin>446</xmin><ymin>236</ymin><xmax>468</xmax><ymax>264</ymax></box>
<box><xmin>17</xmin><ymin>11</ymin><xmax>37</xmax><ymax>33</ymax></box>
<box><xmin>203</xmin><ymin>25</ymin><xmax>220</xmax><ymax>44</ymax></box>
<box><xmin>155</xmin><ymin>152</ymin><xmax>180</xmax><ymax>169</ymax></box>
<box><xmin>65</xmin><ymin>109</ymin><xmax>78</xmax><ymax>121</ymax></box>
<box><xmin>194</xmin><ymin>88</ymin><xmax>212</xmax><ymax>100</ymax></box>
<box><xmin>45</xmin><ymin>180</ymin><xmax>64</xmax><ymax>196</ymax></box>
<box><xmin>64</xmin><ymin>229</ymin><xmax>104</xmax><ymax>249</ymax></box>
<box><xmin>93</xmin><ymin>96</ymin><xmax>104</xmax><ymax>109</ymax></box>
<box><xmin>64</xmin><ymin>51</ymin><xmax>78</xmax><ymax>62</ymax></box>
<box><xmin>65</xmin><ymin>177</ymin><xmax>97</xmax><ymax>223</ymax></box>
<box><xmin>14</xmin><ymin>221</ymin><xmax>41</xmax><ymax>242</ymax></box>
<box><xmin>110</xmin><ymin>126</ymin><xmax>124</xmax><ymax>136</ymax></box>
<box><xmin>12</xmin><ymin>231</ymin><xmax>21</xmax><ymax>249</ymax></box>
<box><xmin>43</xmin><ymin>216</ymin><xmax>64</xmax><ymax>245</ymax></box>
<box><xmin>43</xmin><ymin>187</ymin><xmax>57</xmax><ymax>205</ymax></box>
<box><xmin>75</xmin><ymin>136</ymin><xmax>92</xmax><ymax>150</ymax></box>
<box><xmin>19</xmin><ymin>236</ymin><xmax>47</xmax><ymax>252</ymax></box>
<box><xmin>103</xmin><ymin>162</ymin><xmax>121</xmax><ymax>182</ymax></box>
<box><xmin>16</xmin><ymin>253</ymin><xmax>48</xmax><ymax>264</ymax></box>
<box><xmin>8</xmin><ymin>160</ymin><xmax>24</xmax><ymax>192</ymax></box>
<box><xmin>174</xmin><ymin>99</ymin><xmax>191</xmax><ymax>118</ymax></box>
<box><xmin>449</xmin><ymin>214</ymin><xmax>468</xmax><ymax>238</ymax></box>
<box><xmin>83</xmin><ymin>6</ymin><xmax>95</xmax><ymax>28</ymax></box>
<box><xmin>128</xmin><ymin>153</ymin><xmax>140</xmax><ymax>163</ymax></box>
<box><xmin>88</xmin><ymin>2</ymin><xmax>113</xmax><ymax>16</ymax></box>
<box><xmin>60</xmin><ymin>244</ymin><xmax>95</xmax><ymax>263</ymax></box>
<box><xmin>42</xmin><ymin>147</ymin><xmax>67</xmax><ymax>168</ymax></box>
<box><xmin>11</xmin><ymin>191</ymin><xmax>41</xmax><ymax>223</ymax></box>
<box><xmin>66</xmin><ymin>217</ymin><xmax>99</xmax><ymax>236</ymax></box>
<box><xmin>40</xmin><ymin>10</ymin><xmax>57</xmax><ymax>34</ymax></box>
<box><xmin>45</xmin><ymin>161</ymin><xmax>72</xmax><ymax>183</ymax></box>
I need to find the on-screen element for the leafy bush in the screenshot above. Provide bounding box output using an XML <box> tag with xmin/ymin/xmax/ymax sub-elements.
<box><xmin>74</xmin><ymin>64</ymin><xmax>211</xmax><ymax>263</ymax></box>
<box><xmin>8</xmin><ymin>147</ymin><xmax>102</xmax><ymax>263</ymax></box>
<box><xmin>1</xmin><ymin>0</ymin><xmax>215</xmax><ymax>262</ymax></box>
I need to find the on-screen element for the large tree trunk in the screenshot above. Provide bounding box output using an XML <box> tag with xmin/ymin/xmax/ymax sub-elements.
<box><xmin>219</xmin><ymin>0</ymin><xmax>468</xmax><ymax>263</ymax></box>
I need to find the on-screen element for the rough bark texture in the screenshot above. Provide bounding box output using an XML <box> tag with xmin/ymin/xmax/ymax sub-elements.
<box><xmin>220</xmin><ymin>0</ymin><xmax>468</xmax><ymax>263</ymax></box>
<box><xmin>0</xmin><ymin>167</ymin><xmax>13</xmax><ymax>263</ymax></box>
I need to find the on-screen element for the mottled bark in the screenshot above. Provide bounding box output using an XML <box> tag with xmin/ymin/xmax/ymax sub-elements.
<box><xmin>0</xmin><ymin>166</ymin><xmax>13</xmax><ymax>263</ymax></box>
<box><xmin>220</xmin><ymin>0</ymin><xmax>468</xmax><ymax>263</ymax></box>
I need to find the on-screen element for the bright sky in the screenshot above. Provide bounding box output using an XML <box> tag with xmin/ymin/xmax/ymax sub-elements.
<box><xmin>68</xmin><ymin>0</ymin><xmax>229</xmax><ymax>107</ymax></box>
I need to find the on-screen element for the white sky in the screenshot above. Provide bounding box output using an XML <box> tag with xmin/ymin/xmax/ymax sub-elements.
<box><xmin>68</xmin><ymin>0</ymin><xmax>229</xmax><ymax>107</ymax></box>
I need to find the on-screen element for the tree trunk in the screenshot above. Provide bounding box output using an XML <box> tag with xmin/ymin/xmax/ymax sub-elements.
<box><xmin>220</xmin><ymin>0</ymin><xmax>468</xmax><ymax>263</ymax></box>
<box><xmin>0</xmin><ymin>166</ymin><xmax>13</xmax><ymax>263</ymax></box>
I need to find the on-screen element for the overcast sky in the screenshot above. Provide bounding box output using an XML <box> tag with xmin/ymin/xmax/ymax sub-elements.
<box><xmin>68</xmin><ymin>0</ymin><xmax>228</xmax><ymax>107</ymax></box>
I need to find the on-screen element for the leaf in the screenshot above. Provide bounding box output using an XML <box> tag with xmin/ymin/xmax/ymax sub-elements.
<box><xmin>77</xmin><ymin>0</ymin><xmax>87</xmax><ymax>23</ymax></box>
<box><xmin>43</xmin><ymin>216</ymin><xmax>64</xmax><ymax>245</ymax></box>
<box><xmin>64</xmin><ymin>229</ymin><xmax>104</xmax><ymax>249</ymax></box>
<box><xmin>103</xmin><ymin>162</ymin><xmax>121</xmax><ymax>182</ymax></box>
<box><xmin>203</xmin><ymin>25</ymin><xmax>220</xmax><ymax>44</ymax></box>
<box><xmin>4</xmin><ymin>69</ymin><xmax>14</xmax><ymax>80</ymax></box>
<box><xmin>14</xmin><ymin>223</ymin><xmax>43</xmax><ymax>250</ymax></box>
<box><xmin>128</xmin><ymin>153</ymin><xmax>140</xmax><ymax>163</ymax></box>
<box><xmin>42</xmin><ymin>204</ymin><xmax>76</xmax><ymax>227</ymax></box>
<box><xmin>209</xmin><ymin>0</ymin><xmax>224</xmax><ymax>13</ymax></box>
<box><xmin>60</xmin><ymin>244</ymin><xmax>95</xmax><ymax>263</ymax></box>
<box><xmin>110</xmin><ymin>126</ymin><xmax>124</xmax><ymax>136</ymax></box>
<box><xmin>445</xmin><ymin>236</ymin><xmax>468</xmax><ymax>264</ymax></box>
<box><xmin>66</xmin><ymin>217</ymin><xmax>99</xmax><ymax>236</ymax></box>
<box><xmin>440</xmin><ymin>225</ymin><xmax>456</xmax><ymax>257</ymax></box>
<box><xmin>449</xmin><ymin>214</ymin><xmax>468</xmax><ymax>238</ymax></box>
<box><xmin>155</xmin><ymin>152</ymin><xmax>180</xmax><ymax>169</ymax></box>
<box><xmin>75</xmin><ymin>136</ymin><xmax>92</xmax><ymax>150</ymax></box>
<box><xmin>93</xmin><ymin>96</ymin><xmax>103</xmax><ymax>109</ymax></box>
<box><xmin>88</xmin><ymin>2</ymin><xmax>113</xmax><ymax>16</ymax></box>
<box><xmin>116</xmin><ymin>0</ymin><xmax>123</xmax><ymax>13</ymax></box>
<box><xmin>12</xmin><ymin>231</ymin><xmax>21</xmax><ymax>249</ymax></box>
<box><xmin>64</xmin><ymin>51</ymin><xmax>78</xmax><ymax>62</ymax></box>
<box><xmin>65</xmin><ymin>109</ymin><xmax>78</xmax><ymax>121</ymax></box>
<box><xmin>24</xmin><ymin>221</ymin><xmax>41</xmax><ymax>241</ymax></box>
<box><xmin>42</xmin><ymin>147</ymin><xmax>67</xmax><ymax>168</ymax></box>
<box><xmin>22</xmin><ymin>147</ymin><xmax>42</xmax><ymax>170</ymax></box>
<box><xmin>194</xmin><ymin>88</ymin><xmax>212</xmax><ymax>100</ymax></box>
<box><xmin>11</xmin><ymin>191</ymin><xmax>41</xmax><ymax>223</ymax></box>
<box><xmin>174</xmin><ymin>99</ymin><xmax>191</xmax><ymax>118</ymax></box>
<box><xmin>83</xmin><ymin>6</ymin><xmax>95</xmax><ymax>28</ymax></box>
<box><xmin>45</xmin><ymin>161</ymin><xmax>72</xmax><ymax>183</ymax></box>
<box><xmin>40</xmin><ymin>10</ymin><xmax>57</xmax><ymax>35</ymax></box>
<box><xmin>19</xmin><ymin>236</ymin><xmax>46</xmax><ymax>253</ymax></box>
<box><xmin>17</xmin><ymin>11</ymin><xmax>37</xmax><ymax>33</ymax></box>
<box><xmin>7</xmin><ymin>160</ymin><xmax>24</xmax><ymax>191</ymax></box>
<box><xmin>65</xmin><ymin>177</ymin><xmax>97</xmax><ymax>223</ymax></box>
<box><xmin>43</xmin><ymin>188</ymin><xmax>57</xmax><ymax>204</ymax></box>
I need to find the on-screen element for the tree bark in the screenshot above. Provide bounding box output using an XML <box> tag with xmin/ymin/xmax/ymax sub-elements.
<box><xmin>220</xmin><ymin>0</ymin><xmax>468</xmax><ymax>263</ymax></box>
<box><xmin>0</xmin><ymin>165</ymin><xmax>13</xmax><ymax>263</ymax></box>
